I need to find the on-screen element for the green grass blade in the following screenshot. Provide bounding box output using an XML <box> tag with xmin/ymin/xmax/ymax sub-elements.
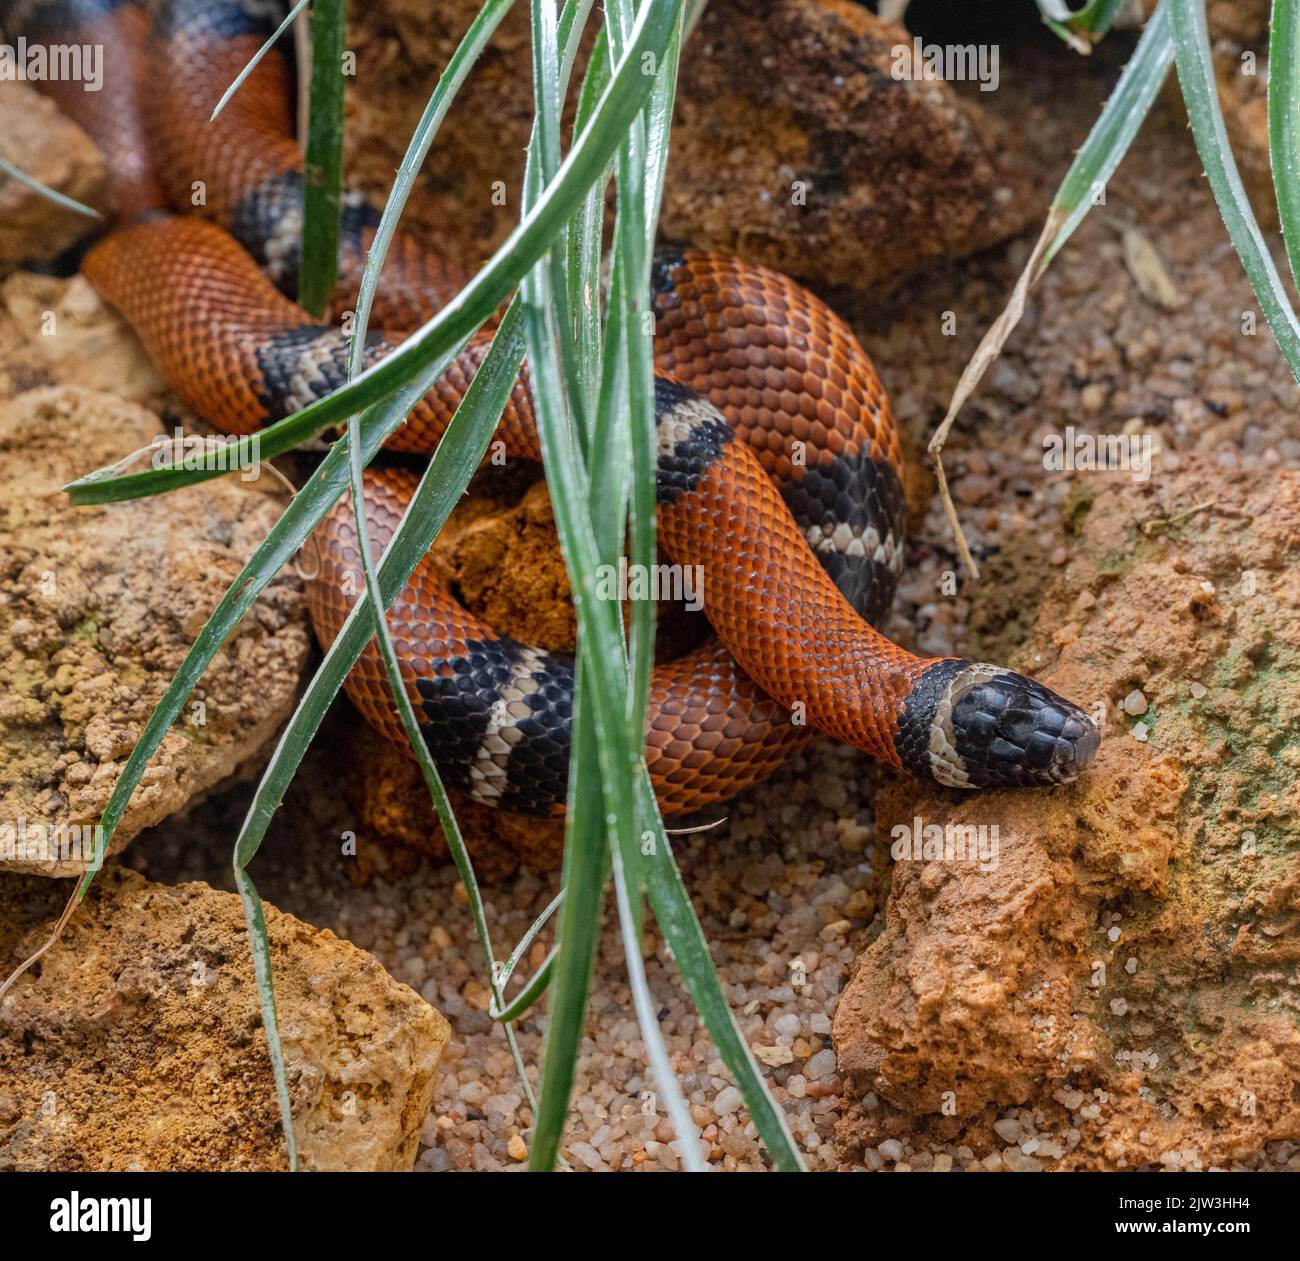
<box><xmin>230</xmin><ymin>869</ymin><xmax>299</xmax><ymax>1168</ymax></box>
<box><xmin>496</xmin><ymin>890</ymin><xmax>565</xmax><ymax>990</ymax></box>
<box><xmin>229</xmin><ymin>305</ymin><xmax>531</xmax><ymax>1159</ymax></box>
<box><xmin>525</xmin><ymin>0</ymin><xmax>704</xmax><ymax>1171</ymax></box>
<box><xmin>521</xmin><ymin>0</ymin><xmax>641</xmax><ymax>1172</ymax></box>
<box><xmin>298</xmin><ymin>0</ymin><xmax>348</xmax><ymax>317</ymax></box>
<box><xmin>319</xmin><ymin>0</ymin><xmax>535</xmax><ymax>1127</ymax></box>
<box><xmin>526</xmin><ymin>679</ymin><xmax>610</xmax><ymax>1171</ymax></box>
<box><xmin>638</xmin><ymin>775</ymin><xmax>804</xmax><ymax>1171</ymax></box>
<box><xmin>209</xmin><ymin>0</ymin><xmax>311</xmax><ymax>121</ymax></box>
<box><xmin>347</xmin><ymin>0</ymin><xmax>517</xmax><ymax>359</ymax></box>
<box><xmin>1170</xmin><ymin>0</ymin><xmax>1300</xmax><ymax>380</ymax></box>
<box><xmin>610</xmin><ymin>825</ymin><xmax>703</xmax><ymax>1168</ymax></box>
<box><xmin>491</xmin><ymin>946</ymin><xmax>557</xmax><ymax>1023</ymax></box>
<box><xmin>0</xmin><ymin>155</ymin><xmax>101</xmax><ymax>218</ymax></box>
<box><xmin>520</xmin><ymin>94</ymin><xmax>644</xmax><ymax>1180</ymax></box>
<box><xmin>1045</xmin><ymin>1</ymin><xmax>1174</xmax><ymax>266</ymax></box>
<box><xmin>1269</xmin><ymin>0</ymin><xmax>1300</xmax><ymax>292</ymax></box>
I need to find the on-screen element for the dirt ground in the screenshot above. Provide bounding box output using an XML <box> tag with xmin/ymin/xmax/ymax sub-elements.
<box><xmin>109</xmin><ymin>15</ymin><xmax>1300</xmax><ymax>1173</ymax></box>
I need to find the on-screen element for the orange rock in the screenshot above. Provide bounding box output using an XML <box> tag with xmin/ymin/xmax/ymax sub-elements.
<box><xmin>835</xmin><ymin>458</ymin><xmax>1300</xmax><ymax>1169</ymax></box>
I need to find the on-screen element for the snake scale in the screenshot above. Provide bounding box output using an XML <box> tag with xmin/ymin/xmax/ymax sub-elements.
<box><xmin>6</xmin><ymin>0</ymin><xmax>1100</xmax><ymax>815</ymax></box>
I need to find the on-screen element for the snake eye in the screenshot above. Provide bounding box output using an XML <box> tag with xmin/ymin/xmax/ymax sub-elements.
<box><xmin>911</xmin><ymin>661</ymin><xmax>1100</xmax><ymax>790</ymax></box>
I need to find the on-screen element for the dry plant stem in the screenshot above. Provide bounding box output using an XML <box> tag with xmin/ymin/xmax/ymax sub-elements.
<box><xmin>927</xmin><ymin>206</ymin><xmax>1067</xmax><ymax>581</ymax></box>
<box><xmin>0</xmin><ymin>894</ymin><xmax>80</xmax><ymax>1003</ymax></box>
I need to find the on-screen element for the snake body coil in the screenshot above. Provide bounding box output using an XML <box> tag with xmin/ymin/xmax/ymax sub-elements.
<box><xmin>9</xmin><ymin>0</ymin><xmax>1100</xmax><ymax>815</ymax></box>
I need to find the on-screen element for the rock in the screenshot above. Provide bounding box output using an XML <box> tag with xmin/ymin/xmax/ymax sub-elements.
<box><xmin>435</xmin><ymin>476</ymin><xmax>576</xmax><ymax>654</ymax></box>
<box><xmin>0</xmin><ymin>271</ymin><xmax>162</xmax><ymax>404</ymax></box>
<box><xmin>343</xmin><ymin>0</ymin><xmax>1035</xmax><ymax>297</ymax></box>
<box><xmin>0</xmin><ymin>82</ymin><xmax>108</xmax><ymax>275</ymax></box>
<box><xmin>0</xmin><ymin>386</ymin><xmax>310</xmax><ymax>875</ymax></box>
<box><xmin>661</xmin><ymin>0</ymin><xmax>1035</xmax><ymax>297</ymax></box>
<box><xmin>0</xmin><ymin>866</ymin><xmax>449</xmax><ymax>1170</ymax></box>
<box><xmin>834</xmin><ymin>457</ymin><xmax>1300</xmax><ymax>1169</ymax></box>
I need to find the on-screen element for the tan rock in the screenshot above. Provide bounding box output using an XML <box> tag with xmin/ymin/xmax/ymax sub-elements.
<box><xmin>0</xmin><ymin>866</ymin><xmax>449</xmax><ymax>1170</ymax></box>
<box><xmin>0</xmin><ymin>386</ymin><xmax>310</xmax><ymax>875</ymax></box>
<box><xmin>0</xmin><ymin>81</ymin><xmax>108</xmax><ymax>275</ymax></box>
<box><xmin>0</xmin><ymin>271</ymin><xmax>162</xmax><ymax>404</ymax></box>
<box><xmin>661</xmin><ymin>0</ymin><xmax>1036</xmax><ymax>297</ymax></box>
<box><xmin>835</xmin><ymin>457</ymin><xmax>1300</xmax><ymax>1169</ymax></box>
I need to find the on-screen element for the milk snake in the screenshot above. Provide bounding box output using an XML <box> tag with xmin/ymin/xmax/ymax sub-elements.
<box><xmin>6</xmin><ymin>0</ymin><xmax>1100</xmax><ymax>815</ymax></box>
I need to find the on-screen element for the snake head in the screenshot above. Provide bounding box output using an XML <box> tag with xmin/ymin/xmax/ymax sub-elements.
<box><xmin>901</xmin><ymin>660</ymin><xmax>1100</xmax><ymax>790</ymax></box>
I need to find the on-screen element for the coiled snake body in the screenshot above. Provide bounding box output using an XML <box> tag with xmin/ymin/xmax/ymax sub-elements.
<box><xmin>10</xmin><ymin>0</ymin><xmax>1100</xmax><ymax>815</ymax></box>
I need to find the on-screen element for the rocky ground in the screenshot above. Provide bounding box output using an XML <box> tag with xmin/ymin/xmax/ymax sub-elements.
<box><xmin>2</xmin><ymin>1</ymin><xmax>1298</xmax><ymax>1172</ymax></box>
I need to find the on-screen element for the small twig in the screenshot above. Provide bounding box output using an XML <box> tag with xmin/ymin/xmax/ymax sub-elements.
<box><xmin>0</xmin><ymin>887</ymin><xmax>80</xmax><ymax>1003</ymax></box>
<box><xmin>664</xmin><ymin>815</ymin><xmax>727</xmax><ymax>835</ymax></box>
<box><xmin>928</xmin><ymin>207</ymin><xmax>1067</xmax><ymax>581</ymax></box>
<box><xmin>1140</xmin><ymin>499</ymin><xmax>1217</xmax><ymax>535</ymax></box>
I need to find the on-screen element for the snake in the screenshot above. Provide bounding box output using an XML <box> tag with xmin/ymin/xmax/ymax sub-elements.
<box><xmin>7</xmin><ymin>0</ymin><xmax>1100</xmax><ymax>816</ymax></box>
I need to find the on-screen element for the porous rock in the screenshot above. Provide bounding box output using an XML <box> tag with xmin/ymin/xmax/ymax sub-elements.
<box><xmin>0</xmin><ymin>866</ymin><xmax>449</xmax><ymax>1170</ymax></box>
<box><xmin>0</xmin><ymin>385</ymin><xmax>310</xmax><ymax>875</ymax></box>
<box><xmin>835</xmin><ymin>458</ymin><xmax>1300</xmax><ymax>1169</ymax></box>
<box><xmin>0</xmin><ymin>81</ymin><xmax>108</xmax><ymax>275</ymax></box>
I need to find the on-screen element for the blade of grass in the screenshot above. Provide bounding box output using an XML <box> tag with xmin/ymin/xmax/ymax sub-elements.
<box><xmin>228</xmin><ymin>305</ymin><xmax>530</xmax><ymax>1167</ymax></box>
<box><xmin>602</xmin><ymin>1</ymin><xmax>706</xmax><ymax>1165</ymax></box>
<box><xmin>1170</xmin><ymin>0</ymin><xmax>1300</xmax><ymax>380</ymax></box>
<box><xmin>520</xmin><ymin>0</ymin><xmax>648</xmax><ymax>1171</ymax></box>
<box><xmin>929</xmin><ymin>0</ymin><xmax>1175</xmax><ymax>577</ymax></box>
<box><xmin>0</xmin><ymin>155</ymin><xmax>101</xmax><ymax>218</ymax></box>
<box><xmin>637</xmin><ymin>775</ymin><xmax>804</xmax><ymax>1170</ymax></box>
<box><xmin>209</xmin><ymin>0</ymin><xmax>312</xmax><ymax>121</ymax></box>
<box><xmin>524</xmin><ymin>0</ymin><xmax>704</xmax><ymax>1171</ymax></box>
<box><xmin>299</xmin><ymin>0</ymin><xmax>348</xmax><ymax>317</ymax></box>
<box><xmin>491</xmin><ymin>946</ymin><xmax>557</xmax><ymax>1022</ymax></box>
<box><xmin>1269</xmin><ymin>0</ymin><xmax>1300</xmax><ymax>294</ymax></box>
<box><xmin>330</xmin><ymin>0</ymin><xmax>530</xmax><ymax>1122</ymax></box>
<box><xmin>520</xmin><ymin>0</ymin><xmax>637</xmax><ymax>1173</ymax></box>
<box><xmin>494</xmin><ymin>890</ymin><xmax>565</xmax><ymax>994</ymax></box>
<box><xmin>526</xmin><ymin>667</ymin><xmax>611</xmax><ymax>1171</ymax></box>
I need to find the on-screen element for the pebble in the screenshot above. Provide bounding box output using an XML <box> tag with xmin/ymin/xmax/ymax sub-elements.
<box><xmin>713</xmin><ymin>1086</ymin><xmax>743</xmax><ymax>1116</ymax></box>
<box><xmin>806</xmin><ymin>1049</ymin><xmax>837</xmax><ymax>1080</ymax></box>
